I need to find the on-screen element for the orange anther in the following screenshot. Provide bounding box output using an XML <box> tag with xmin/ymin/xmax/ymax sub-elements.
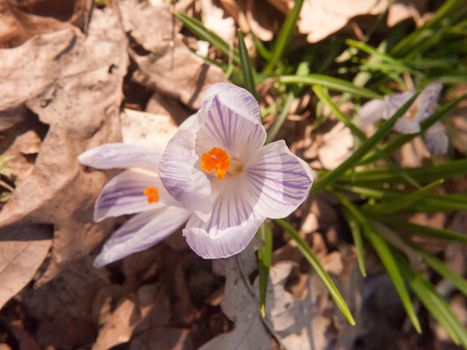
<box><xmin>406</xmin><ymin>106</ymin><xmax>418</xmax><ymax>121</ymax></box>
<box><xmin>144</xmin><ymin>186</ymin><xmax>159</xmax><ymax>204</ymax></box>
<box><xmin>200</xmin><ymin>147</ymin><xmax>230</xmax><ymax>180</ymax></box>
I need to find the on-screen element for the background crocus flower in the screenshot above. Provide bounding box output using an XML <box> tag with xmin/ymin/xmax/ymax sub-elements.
<box><xmin>359</xmin><ymin>82</ymin><xmax>448</xmax><ymax>155</ymax></box>
<box><xmin>79</xmin><ymin>143</ymin><xmax>191</xmax><ymax>268</ymax></box>
<box><xmin>159</xmin><ymin>83</ymin><xmax>314</xmax><ymax>259</ymax></box>
<box><xmin>79</xmin><ymin>83</ymin><xmax>313</xmax><ymax>266</ymax></box>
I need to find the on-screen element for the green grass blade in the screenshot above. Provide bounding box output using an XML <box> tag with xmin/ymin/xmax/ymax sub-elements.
<box><xmin>263</xmin><ymin>0</ymin><xmax>304</xmax><ymax>74</ymax></box>
<box><xmin>341</xmin><ymin>159</ymin><xmax>467</xmax><ymax>184</ymax></box>
<box><xmin>368</xmin><ymin>179</ymin><xmax>443</xmax><ymax>214</ymax></box>
<box><xmin>311</xmin><ymin>92</ymin><xmax>420</xmax><ymax>194</ymax></box>
<box><xmin>276</xmin><ymin>219</ymin><xmax>356</xmax><ymax>325</ymax></box>
<box><xmin>175</xmin><ymin>12</ymin><xmax>239</xmax><ymax>64</ymax></box>
<box><xmin>396</xmin><ymin>253</ymin><xmax>467</xmax><ymax>346</ymax></box>
<box><xmin>312</xmin><ymin>85</ymin><xmax>366</xmax><ymax>138</ymax></box>
<box><xmin>237</xmin><ymin>30</ymin><xmax>257</xmax><ymax>98</ymax></box>
<box><xmin>418</xmin><ymin>251</ymin><xmax>467</xmax><ymax>296</ymax></box>
<box><xmin>266</xmin><ymin>62</ymin><xmax>309</xmax><ymax>143</ymax></box>
<box><xmin>336</xmin><ymin>194</ymin><xmax>422</xmax><ymax>333</ymax></box>
<box><xmin>342</xmin><ymin>209</ymin><xmax>367</xmax><ymax>277</ymax></box>
<box><xmin>346</xmin><ymin>39</ymin><xmax>413</xmax><ymax>73</ymax></box>
<box><xmin>257</xmin><ymin>222</ymin><xmax>273</xmax><ymax>317</ymax></box>
<box><xmin>280</xmin><ymin>74</ymin><xmax>381</xmax><ymax>99</ymax></box>
<box><xmin>390</xmin><ymin>0</ymin><xmax>465</xmax><ymax>57</ymax></box>
<box><xmin>376</xmin><ymin>217</ymin><xmax>467</xmax><ymax>243</ymax></box>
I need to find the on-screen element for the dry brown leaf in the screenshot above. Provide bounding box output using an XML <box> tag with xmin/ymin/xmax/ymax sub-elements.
<box><xmin>92</xmin><ymin>298</ymin><xmax>138</xmax><ymax>350</ymax></box>
<box><xmin>121</xmin><ymin>109</ymin><xmax>178</xmax><ymax>152</ymax></box>
<box><xmin>297</xmin><ymin>0</ymin><xmax>427</xmax><ymax>43</ymax></box>
<box><xmin>120</xmin><ymin>0</ymin><xmax>225</xmax><ymax>109</ymax></box>
<box><xmin>318</xmin><ymin>122</ymin><xmax>354</xmax><ymax>170</ymax></box>
<box><xmin>261</xmin><ymin>261</ymin><xmax>333</xmax><ymax>350</ymax></box>
<box><xmin>22</xmin><ymin>260</ymin><xmax>109</xmax><ymax>349</ymax></box>
<box><xmin>0</xmin><ymin>224</ymin><xmax>52</xmax><ymax>309</ymax></box>
<box><xmin>0</xmin><ymin>6</ymin><xmax>128</xmax><ymax>281</ymax></box>
<box><xmin>0</xmin><ymin>0</ymin><xmax>92</xmax><ymax>48</ymax></box>
<box><xmin>201</xmin><ymin>245</ymin><xmax>273</xmax><ymax>350</ymax></box>
<box><xmin>219</xmin><ymin>0</ymin><xmax>279</xmax><ymax>41</ymax></box>
<box><xmin>200</xmin><ymin>0</ymin><xmax>235</xmax><ymax>43</ymax></box>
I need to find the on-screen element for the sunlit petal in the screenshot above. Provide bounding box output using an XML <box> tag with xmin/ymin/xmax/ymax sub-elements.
<box><xmin>93</xmin><ymin>205</ymin><xmax>191</xmax><ymax>268</ymax></box>
<box><xmin>78</xmin><ymin>143</ymin><xmax>161</xmax><ymax>170</ymax></box>
<box><xmin>159</xmin><ymin>126</ymin><xmax>213</xmax><ymax>217</ymax></box>
<box><xmin>246</xmin><ymin>140</ymin><xmax>314</xmax><ymax>219</ymax></box>
<box><xmin>201</xmin><ymin>82</ymin><xmax>261</xmax><ymax>124</ymax></box>
<box><xmin>94</xmin><ymin>169</ymin><xmax>168</xmax><ymax>222</ymax></box>
<box><xmin>184</xmin><ymin>213</ymin><xmax>263</xmax><ymax>259</ymax></box>
<box><xmin>195</xmin><ymin>95</ymin><xmax>266</xmax><ymax>162</ymax></box>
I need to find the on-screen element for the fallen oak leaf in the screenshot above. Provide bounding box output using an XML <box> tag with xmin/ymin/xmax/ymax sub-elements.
<box><xmin>0</xmin><ymin>224</ymin><xmax>52</xmax><ymax>310</ymax></box>
<box><xmin>119</xmin><ymin>0</ymin><xmax>225</xmax><ymax>109</ymax></box>
<box><xmin>0</xmin><ymin>5</ymin><xmax>128</xmax><ymax>282</ymax></box>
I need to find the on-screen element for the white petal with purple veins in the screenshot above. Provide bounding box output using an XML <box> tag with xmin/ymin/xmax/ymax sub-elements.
<box><xmin>425</xmin><ymin>122</ymin><xmax>448</xmax><ymax>155</ymax></box>
<box><xmin>201</xmin><ymin>82</ymin><xmax>261</xmax><ymax>124</ymax></box>
<box><xmin>159</xmin><ymin>126</ymin><xmax>213</xmax><ymax>217</ymax></box>
<box><xmin>94</xmin><ymin>169</ymin><xmax>165</xmax><ymax>222</ymax></box>
<box><xmin>78</xmin><ymin>143</ymin><xmax>161</xmax><ymax>170</ymax></box>
<box><xmin>94</xmin><ymin>205</ymin><xmax>191</xmax><ymax>268</ymax></box>
<box><xmin>183</xmin><ymin>172</ymin><xmax>263</xmax><ymax>258</ymax></box>
<box><xmin>184</xmin><ymin>213</ymin><xmax>263</xmax><ymax>259</ymax></box>
<box><xmin>246</xmin><ymin>140</ymin><xmax>314</xmax><ymax>219</ymax></box>
<box><xmin>195</xmin><ymin>96</ymin><xmax>266</xmax><ymax>162</ymax></box>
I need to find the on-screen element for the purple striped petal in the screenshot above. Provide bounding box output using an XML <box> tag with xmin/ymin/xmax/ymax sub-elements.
<box><xmin>201</xmin><ymin>83</ymin><xmax>261</xmax><ymax>124</ymax></box>
<box><xmin>359</xmin><ymin>99</ymin><xmax>386</xmax><ymax>129</ymax></box>
<box><xmin>246</xmin><ymin>140</ymin><xmax>314</xmax><ymax>219</ymax></box>
<box><xmin>94</xmin><ymin>169</ymin><xmax>165</xmax><ymax>222</ymax></box>
<box><xmin>195</xmin><ymin>96</ymin><xmax>266</xmax><ymax>162</ymax></box>
<box><xmin>93</xmin><ymin>205</ymin><xmax>191</xmax><ymax>268</ymax></box>
<box><xmin>184</xmin><ymin>214</ymin><xmax>263</xmax><ymax>259</ymax></box>
<box><xmin>159</xmin><ymin>125</ymin><xmax>213</xmax><ymax>217</ymax></box>
<box><xmin>78</xmin><ymin>143</ymin><xmax>161</xmax><ymax>170</ymax></box>
<box><xmin>183</xmin><ymin>173</ymin><xmax>263</xmax><ymax>258</ymax></box>
<box><xmin>424</xmin><ymin>122</ymin><xmax>448</xmax><ymax>155</ymax></box>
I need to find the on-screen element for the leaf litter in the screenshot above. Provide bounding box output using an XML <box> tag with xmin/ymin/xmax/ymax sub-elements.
<box><xmin>0</xmin><ymin>1</ymin><xmax>465</xmax><ymax>349</ymax></box>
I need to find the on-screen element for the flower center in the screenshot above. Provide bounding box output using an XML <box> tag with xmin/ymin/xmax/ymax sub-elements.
<box><xmin>143</xmin><ymin>186</ymin><xmax>159</xmax><ymax>203</ymax></box>
<box><xmin>406</xmin><ymin>105</ymin><xmax>418</xmax><ymax>121</ymax></box>
<box><xmin>200</xmin><ymin>147</ymin><xmax>231</xmax><ymax>180</ymax></box>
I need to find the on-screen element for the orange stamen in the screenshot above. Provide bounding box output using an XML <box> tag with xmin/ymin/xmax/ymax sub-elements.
<box><xmin>200</xmin><ymin>147</ymin><xmax>230</xmax><ymax>180</ymax></box>
<box><xmin>406</xmin><ymin>106</ymin><xmax>418</xmax><ymax>121</ymax></box>
<box><xmin>144</xmin><ymin>186</ymin><xmax>159</xmax><ymax>204</ymax></box>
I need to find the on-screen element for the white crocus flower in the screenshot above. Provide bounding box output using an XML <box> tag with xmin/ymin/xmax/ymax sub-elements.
<box><xmin>359</xmin><ymin>82</ymin><xmax>448</xmax><ymax>155</ymax></box>
<box><xmin>79</xmin><ymin>83</ymin><xmax>314</xmax><ymax>266</ymax></box>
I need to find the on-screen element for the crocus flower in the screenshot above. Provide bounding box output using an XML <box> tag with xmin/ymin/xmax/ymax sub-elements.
<box><xmin>79</xmin><ymin>83</ymin><xmax>313</xmax><ymax>266</ymax></box>
<box><xmin>359</xmin><ymin>82</ymin><xmax>448</xmax><ymax>155</ymax></box>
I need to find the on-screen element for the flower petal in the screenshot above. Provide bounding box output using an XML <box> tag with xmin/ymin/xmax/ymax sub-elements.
<box><xmin>201</xmin><ymin>82</ymin><xmax>261</xmax><ymax>124</ymax></box>
<box><xmin>195</xmin><ymin>95</ymin><xmax>266</xmax><ymax>162</ymax></box>
<box><xmin>246</xmin><ymin>140</ymin><xmax>314</xmax><ymax>219</ymax></box>
<box><xmin>417</xmin><ymin>82</ymin><xmax>442</xmax><ymax>122</ymax></box>
<box><xmin>94</xmin><ymin>169</ymin><xmax>167</xmax><ymax>222</ymax></box>
<box><xmin>424</xmin><ymin>122</ymin><xmax>448</xmax><ymax>155</ymax></box>
<box><xmin>359</xmin><ymin>99</ymin><xmax>386</xmax><ymax>129</ymax></box>
<box><xmin>183</xmin><ymin>172</ymin><xmax>263</xmax><ymax>258</ymax></box>
<box><xmin>184</xmin><ymin>213</ymin><xmax>263</xmax><ymax>259</ymax></box>
<box><xmin>78</xmin><ymin>143</ymin><xmax>161</xmax><ymax>170</ymax></box>
<box><xmin>93</xmin><ymin>205</ymin><xmax>191</xmax><ymax>268</ymax></box>
<box><xmin>159</xmin><ymin>125</ymin><xmax>213</xmax><ymax>217</ymax></box>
